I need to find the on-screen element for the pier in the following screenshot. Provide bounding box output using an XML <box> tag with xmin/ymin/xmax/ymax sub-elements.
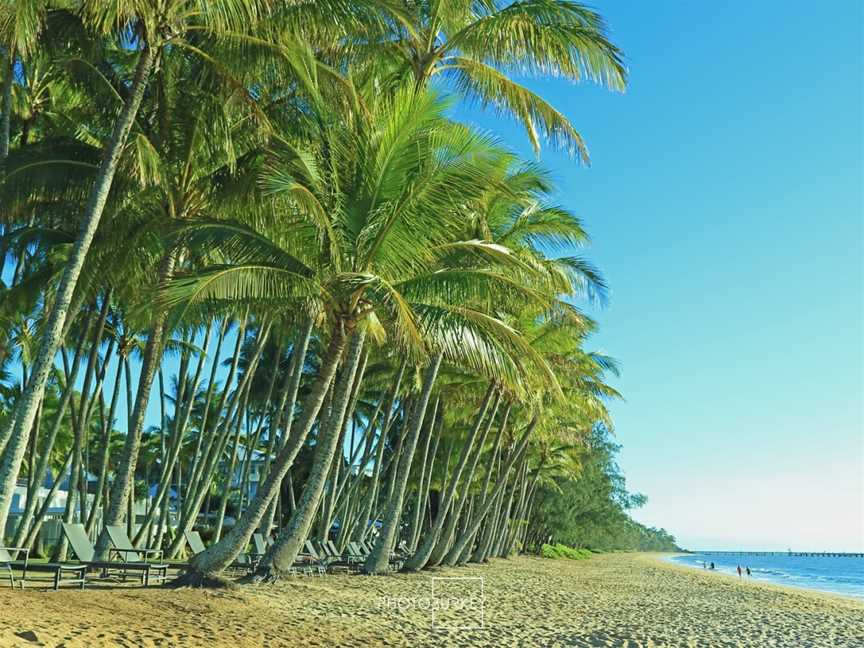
<box><xmin>692</xmin><ymin>551</ymin><xmax>864</xmax><ymax>558</ymax></box>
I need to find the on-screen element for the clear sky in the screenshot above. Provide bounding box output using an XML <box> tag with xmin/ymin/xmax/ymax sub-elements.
<box><xmin>454</xmin><ymin>0</ymin><xmax>863</xmax><ymax>551</ymax></box>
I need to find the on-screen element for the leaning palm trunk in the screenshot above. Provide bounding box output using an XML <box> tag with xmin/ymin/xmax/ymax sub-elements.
<box><xmin>350</xmin><ymin>362</ymin><xmax>406</xmax><ymax>543</ymax></box>
<box><xmin>53</xmin><ymin>298</ymin><xmax>112</xmax><ymax>561</ymax></box>
<box><xmin>510</xmin><ymin>470</ymin><xmax>541</xmax><ymax>556</ymax></box>
<box><xmin>197</xmin><ymin>323</ymin><xmax>271</xmax><ymax>542</ymax></box>
<box><xmin>11</xmin><ymin>316</ymin><xmax>93</xmax><ymax>546</ymax></box>
<box><xmin>403</xmin><ymin>385</ymin><xmax>496</xmax><ymax>571</ymax></box>
<box><xmin>179</xmin><ymin>317</ymin><xmax>247</xmax><ymax>526</ymax></box>
<box><xmin>440</xmin><ymin>418</ymin><xmax>536</xmax><ymax>566</ymax></box>
<box><xmin>86</xmin><ymin>351</ymin><xmax>125</xmax><ymax>534</ymax></box>
<box><xmin>470</xmin><ymin>405</ymin><xmax>511</xmax><ymax>562</ymax></box>
<box><xmin>0</xmin><ymin>44</ymin><xmax>155</xmax><ymax>537</ymax></box>
<box><xmin>481</xmin><ymin>453</ymin><xmax>516</xmax><ymax>561</ymax></box>
<box><xmin>254</xmin><ymin>328</ymin><xmax>365</xmax><ymax>580</ymax></box>
<box><xmin>498</xmin><ymin>457</ymin><xmax>531</xmax><ymax>557</ymax></box>
<box><xmin>213</xmin><ymin>410</ymin><xmax>245</xmax><ymax>542</ymax></box>
<box><xmin>178</xmin><ymin>325</ymin><xmax>348</xmax><ymax>584</ymax></box>
<box><xmin>428</xmin><ymin>392</ymin><xmax>501</xmax><ymax>568</ymax></box>
<box><xmin>21</xmin><ymin>450</ymin><xmax>72</xmax><ymax>550</ymax></box>
<box><xmin>258</xmin><ymin>317</ymin><xmax>314</xmax><ymax>536</ymax></box>
<box><xmin>96</xmin><ymin>253</ymin><xmax>174</xmax><ymax>558</ymax></box>
<box><xmin>180</xmin><ymin>318</ymin><xmax>229</xmax><ymax>518</ymax></box>
<box><xmin>134</xmin><ymin>326</ymin><xmax>211</xmax><ymax>543</ymax></box>
<box><xmin>410</xmin><ymin>410</ymin><xmax>442</xmax><ymax>552</ymax></box>
<box><xmin>317</xmin><ymin>347</ymin><xmax>367</xmax><ymax>540</ymax></box>
<box><xmin>365</xmin><ymin>352</ymin><xmax>442</xmax><ymax>574</ymax></box>
<box><xmin>492</xmin><ymin>480</ymin><xmax>518</xmax><ymax>558</ymax></box>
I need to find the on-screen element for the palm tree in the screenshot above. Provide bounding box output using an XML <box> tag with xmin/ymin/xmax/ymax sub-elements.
<box><xmin>172</xmin><ymin>78</ymin><xmax>555</xmax><ymax>580</ymax></box>
<box><xmin>0</xmin><ymin>0</ymin><xmax>51</xmax><ymax>158</ymax></box>
<box><xmin>354</xmin><ymin>0</ymin><xmax>627</xmax><ymax>159</ymax></box>
<box><xmin>0</xmin><ymin>0</ymin><xmax>636</xmax><ymax>585</ymax></box>
<box><xmin>0</xmin><ymin>0</ymin><xmax>270</xmax><ymax>537</ymax></box>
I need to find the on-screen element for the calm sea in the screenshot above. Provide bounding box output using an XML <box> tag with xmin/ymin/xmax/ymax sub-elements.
<box><xmin>669</xmin><ymin>552</ymin><xmax>864</xmax><ymax>599</ymax></box>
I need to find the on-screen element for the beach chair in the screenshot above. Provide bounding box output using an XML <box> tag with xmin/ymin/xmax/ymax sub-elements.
<box><xmin>357</xmin><ymin>538</ymin><xmax>404</xmax><ymax>571</ymax></box>
<box><xmin>301</xmin><ymin>540</ymin><xmax>328</xmax><ymax>576</ymax></box>
<box><xmin>252</xmin><ymin>533</ymin><xmax>268</xmax><ymax>558</ymax></box>
<box><xmin>315</xmin><ymin>540</ymin><xmax>356</xmax><ymax>573</ymax></box>
<box><xmin>184</xmin><ymin>530</ymin><xmax>208</xmax><ymax>555</ymax></box>
<box><xmin>105</xmin><ymin>525</ymin><xmax>165</xmax><ymax>563</ymax></box>
<box><xmin>251</xmin><ymin>532</ymin><xmax>312</xmax><ymax>576</ymax></box>
<box><xmin>186</xmin><ymin>530</ymin><xmax>257</xmax><ymax>574</ymax></box>
<box><xmin>0</xmin><ymin>545</ymin><xmax>86</xmax><ymax>591</ymax></box>
<box><xmin>62</xmin><ymin>523</ymin><xmax>168</xmax><ymax>586</ymax></box>
<box><xmin>345</xmin><ymin>542</ymin><xmax>366</xmax><ymax>565</ymax></box>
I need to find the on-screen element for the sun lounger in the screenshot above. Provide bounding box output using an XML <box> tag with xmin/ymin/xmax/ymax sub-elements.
<box><xmin>314</xmin><ymin>540</ymin><xmax>356</xmax><ymax>573</ymax></box>
<box><xmin>0</xmin><ymin>545</ymin><xmax>86</xmax><ymax>591</ymax></box>
<box><xmin>105</xmin><ymin>525</ymin><xmax>165</xmax><ymax>562</ymax></box>
<box><xmin>299</xmin><ymin>540</ymin><xmax>329</xmax><ymax>576</ymax></box>
<box><xmin>345</xmin><ymin>541</ymin><xmax>366</xmax><ymax>564</ymax></box>
<box><xmin>62</xmin><ymin>523</ymin><xmax>168</xmax><ymax>586</ymax></box>
<box><xmin>249</xmin><ymin>532</ymin><xmax>313</xmax><ymax>576</ymax></box>
<box><xmin>184</xmin><ymin>530</ymin><xmax>208</xmax><ymax>555</ymax></box>
<box><xmin>356</xmin><ymin>539</ymin><xmax>404</xmax><ymax>571</ymax></box>
<box><xmin>185</xmin><ymin>530</ymin><xmax>258</xmax><ymax>574</ymax></box>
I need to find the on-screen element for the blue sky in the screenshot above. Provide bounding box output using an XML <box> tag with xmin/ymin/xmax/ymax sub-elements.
<box><xmin>453</xmin><ymin>0</ymin><xmax>863</xmax><ymax>551</ymax></box>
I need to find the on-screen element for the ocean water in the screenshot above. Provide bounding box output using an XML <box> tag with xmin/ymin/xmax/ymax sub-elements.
<box><xmin>669</xmin><ymin>552</ymin><xmax>864</xmax><ymax>599</ymax></box>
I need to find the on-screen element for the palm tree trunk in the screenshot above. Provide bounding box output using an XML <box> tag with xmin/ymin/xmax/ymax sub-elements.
<box><xmin>0</xmin><ymin>46</ymin><xmax>13</xmax><ymax>159</ymax></box>
<box><xmin>11</xmin><ymin>316</ymin><xmax>93</xmax><ymax>545</ymax></box>
<box><xmin>365</xmin><ymin>352</ymin><xmax>442</xmax><ymax>574</ymax></box>
<box><xmin>22</xmin><ymin>450</ymin><xmax>73</xmax><ymax>550</ymax></box>
<box><xmin>492</xmin><ymin>479</ymin><xmax>517</xmax><ymax>558</ymax></box>
<box><xmin>410</xmin><ymin>408</ymin><xmax>442</xmax><ymax>552</ymax></box>
<box><xmin>254</xmin><ymin>328</ymin><xmax>365</xmax><ymax>579</ymax></box>
<box><xmin>168</xmin><ymin>318</ymin><xmax>249</xmax><ymax>558</ymax></box>
<box><xmin>180</xmin><ymin>324</ymin><xmax>348</xmax><ymax>583</ymax></box>
<box><xmin>403</xmin><ymin>385</ymin><xmax>496</xmax><ymax>571</ymax></box>
<box><xmin>135</xmin><ymin>326</ymin><xmax>212</xmax><ymax>543</ymax></box>
<box><xmin>213</xmin><ymin>409</ymin><xmax>245</xmax><ymax>543</ymax></box>
<box><xmin>440</xmin><ymin>417</ymin><xmax>536</xmax><ymax>566</ymax></box>
<box><xmin>96</xmin><ymin>252</ymin><xmax>174</xmax><ymax>558</ymax></box>
<box><xmin>258</xmin><ymin>316</ymin><xmax>314</xmax><ymax>536</ymax></box>
<box><xmin>181</xmin><ymin>316</ymin><xmax>247</xmax><ymax>526</ymax></box>
<box><xmin>0</xmin><ymin>43</ymin><xmax>155</xmax><ymax>537</ymax></box>
<box><xmin>429</xmin><ymin>391</ymin><xmax>501</xmax><ymax>567</ymax></box>
<box><xmin>86</xmin><ymin>350</ymin><xmax>124</xmax><ymax>534</ymax></box>
<box><xmin>182</xmin><ymin>318</ymin><xmax>229</xmax><ymax>511</ymax></box>
<box><xmin>351</xmin><ymin>362</ymin><xmax>406</xmax><ymax>542</ymax></box>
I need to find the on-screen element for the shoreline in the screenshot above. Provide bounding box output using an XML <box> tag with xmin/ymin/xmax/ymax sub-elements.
<box><xmin>2</xmin><ymin>552</ymin><xmax>863</xmax><ymax>647</ymax></box>
<box><xmin>658</xmin><ymin>552</ymin><xmax>864</xmax><ymax>601</ymax></box>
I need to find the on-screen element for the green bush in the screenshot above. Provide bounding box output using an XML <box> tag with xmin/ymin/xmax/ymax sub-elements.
<box><xmin>541</xmin><ymin>543</ymin><xmax>593</xmax><ymax>560</ymax></box>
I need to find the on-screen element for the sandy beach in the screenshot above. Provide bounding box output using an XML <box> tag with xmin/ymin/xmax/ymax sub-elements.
<box><xmin>0</xmin><ymin>553</ymin><xmax>861</xmax><ymax>647</ymax></box>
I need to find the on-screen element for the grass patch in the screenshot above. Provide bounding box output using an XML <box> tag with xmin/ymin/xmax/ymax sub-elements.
<box><xmin>541</xmin><ymin>543</ymin><xmax>593</xmax><ymax>560</ymax></box>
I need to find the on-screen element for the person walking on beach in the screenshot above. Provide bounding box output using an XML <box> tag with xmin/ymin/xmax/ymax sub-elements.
<box><xmin>709</xmin><ymin>562</ymin><xmax>715</xmax><ymax>570</ymax></box>
<box><xmin>746</xmin><ymin>566</ymin><xmax>752</xmax><ymax>578</ymax></box>
<box><xmin>737</xmin><ymin>565</ymin><xmax>742</xmax><ymax>578</ymax></box>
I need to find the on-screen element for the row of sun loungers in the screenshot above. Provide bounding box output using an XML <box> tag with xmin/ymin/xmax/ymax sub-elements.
<box><xmin>2</xmin><ymin>526</ymin><xmax>412</xmax><ymax>589</ymax></box>
<box><xmin>0</xmin><ymin>523</ymin><xmax>167</xmax><ymax>590</ymax></box>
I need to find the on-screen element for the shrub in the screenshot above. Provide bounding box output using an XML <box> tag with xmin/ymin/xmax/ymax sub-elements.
<box><xmin>541</xmin><ymin>543</ymin><xmax>593</xmax><ymax>560</ymax></box>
